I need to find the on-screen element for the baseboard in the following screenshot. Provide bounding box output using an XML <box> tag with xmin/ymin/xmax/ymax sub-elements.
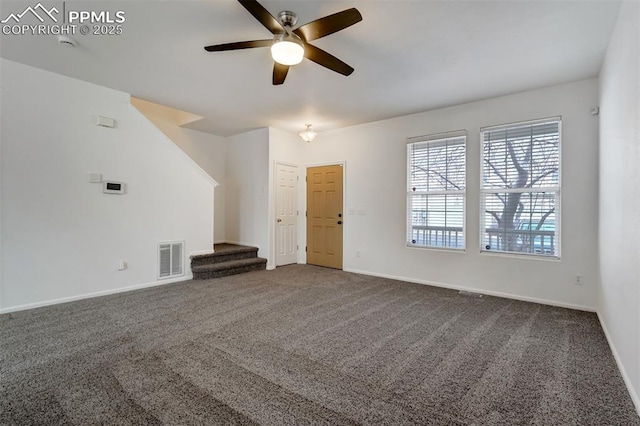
<box><xmin>266</xmin><ymin>265</ymin><xmax>276</xmax><ymax>271</ymax></box>
<box><xmin>0</xmin><ymin>276</ymin><xmax>192</xmax><ymax>315</ymax></box>
<box><xmin>343</xmin><ymin>268</ymin><xmax>597</xmax><ymax>312</ymax></box>
<box><xmin>597</xmin><ymin>312</ymin><xmax>640</xmax><ymax>416</ymax></box>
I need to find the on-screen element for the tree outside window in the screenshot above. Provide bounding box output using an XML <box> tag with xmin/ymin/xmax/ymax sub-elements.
<box><xmin>480</xmin><ymin>119</ymin><xmax>561</xmax><ymax>257</ymax></box>
<box><xmin>407</xmin><ymin>133</ymin><xmax>466</xmax><ymax>250</ymax></box>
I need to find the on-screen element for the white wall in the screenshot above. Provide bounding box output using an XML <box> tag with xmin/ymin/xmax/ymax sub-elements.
<box><xmin>131</xmin><ymin>100</ymin><xmax>227</xmax><ymax>243</ymax></box>
<box><xmin>225</xmin><ymin>128</ymin><xmax>269</xmax><ymax>258</ymax></box>
<box><xmin>0</xmin><ymin>59</ymin><xmax>215</xmax><ymax>312</ymax></box>
<box><xmin>166</xmin><ymin>131</ymin><xmax>225</xmax><ymax>243</ymax></box>
<box><xmin>223</xmin><ymin>127</ymin><xmax>304</xmax><ymax>267</ymax></box>
<box><xmin>300</xmin><ymin>79</ymin><xmax>600</xmax><ymax>310</ymax></box>
<box><xmin>598</xmin><ymin>0</ymin><xmax>640</xmax><ymax>412</ymax></box>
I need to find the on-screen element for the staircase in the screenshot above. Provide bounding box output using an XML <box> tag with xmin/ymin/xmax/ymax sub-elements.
<box><xmin>191</xmin><ymin>243</ymin><xmax>267</xmax><ymax>279</ymax></box>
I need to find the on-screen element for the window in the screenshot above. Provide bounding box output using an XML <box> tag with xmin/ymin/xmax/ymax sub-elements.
<box><xmin>480</xmin><ymin>118</ymin><xmax>561</xmax><ymax>257</ymax></box>
<box><xmin>407</xmin><ymin>131</ymin><xmax>466</xmax><ymax>249</ymax></box>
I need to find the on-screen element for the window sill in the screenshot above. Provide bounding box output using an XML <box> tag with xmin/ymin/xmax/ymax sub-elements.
<box><xmin>479</xmin><ymin>250</ymin><xmax>561</xmax><ymax>262</ymax></box>
<box><xmin>406</xmin><ymin>244</ymin><xmax>466</xmax><ymax>254</ymax></box>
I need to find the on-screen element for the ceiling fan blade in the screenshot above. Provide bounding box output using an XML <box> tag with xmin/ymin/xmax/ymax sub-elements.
<box><xmin>205</xmin><ymin>39</ymin><xmax>272</xmax><ymax>52</ymax></box>
<box><xmin>304</xmin><ymin>44</ymin><xmax>354</xmax><ymax>76</ymax></box>
<box><xmin>273</xmin><ymin>62</ymin><xmax>289</xmax><ymax>85</ymax></box>
<box><xmin>294</xmin><ymin>8</ymin><xmax>362</xmax><ymax>42</ymax></box>
<box><xmin>238</xmin><ymin>0</ymin><xmax>283</xmax><ymax>34</ymax></box>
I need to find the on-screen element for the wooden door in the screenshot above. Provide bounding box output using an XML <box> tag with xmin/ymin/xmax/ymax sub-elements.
<box><xmin>306</xmin><ymin>165</ymin><xmax>343</xmax><ymax>269</ymax></box>
<box><xmin>275</xmin><ymin>163</ymin><xmax>298</xmax><ymax>266</ymax></box>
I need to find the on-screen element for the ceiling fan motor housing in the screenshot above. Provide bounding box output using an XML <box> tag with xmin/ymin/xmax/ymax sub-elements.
<box><xmin>277</xmin><ymin>10</ymin><xmax>298</xmax><ymax>28</ymax></box>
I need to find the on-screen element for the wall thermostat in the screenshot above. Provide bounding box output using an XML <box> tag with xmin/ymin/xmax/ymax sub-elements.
<box><xmin>103</xmin><ymin>181</ymin><xmax>126</xmax><ymax>194</ymax></box>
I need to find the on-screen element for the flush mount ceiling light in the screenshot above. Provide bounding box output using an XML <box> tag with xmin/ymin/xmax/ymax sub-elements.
<box><xmin>299</xmin><ymin>124</ymin><xmax>317</xmax><ymax>142</ymax></box>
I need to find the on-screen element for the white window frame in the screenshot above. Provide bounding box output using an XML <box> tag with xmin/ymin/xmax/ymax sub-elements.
<box><xmin>479</xmin><ymin>117</ymin><xmax>562</xmax><ymax>258</ymax></box>
<box><xmin>406</xmin><ymin>130</ymin><xmax>467</xmax><ymax>251</ymax></box>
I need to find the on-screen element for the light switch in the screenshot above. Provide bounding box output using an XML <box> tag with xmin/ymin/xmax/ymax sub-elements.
<box><xmin>96</xmin><ymin>116</ymin><xmax>115</xmax><ymax>128</ymax></box>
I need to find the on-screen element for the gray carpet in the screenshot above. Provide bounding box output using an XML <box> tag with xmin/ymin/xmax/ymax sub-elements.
<box><xmin>1</xmin><ymin>265</ymin><xmax>638</xmax><ymax>425</ymax></box>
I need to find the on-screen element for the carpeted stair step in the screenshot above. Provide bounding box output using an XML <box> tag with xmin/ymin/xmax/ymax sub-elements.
<box><xmin>191</xmin><ymin>245</ymin><xmax>258</xmax><ymax>268</ymax></box>
<box><xmin>192</xmin><ymin>257</ymin><xmax>267</xmax><ymax>280</ymax></box>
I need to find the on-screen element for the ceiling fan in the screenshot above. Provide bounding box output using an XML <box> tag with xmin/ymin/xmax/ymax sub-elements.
<box><xmin>204</xmin><ymin>0</ymin><xmax>362</xmax><ymax>85</ymax></box>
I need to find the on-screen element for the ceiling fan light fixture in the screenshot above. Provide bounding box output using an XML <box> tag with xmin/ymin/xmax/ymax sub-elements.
<box><xmin>271</xmin><ymin>35</ymin><xmax>304</xmax><ymax>66</ymax></box>
<box><xmin>204</xmin><ymin>1</ymin><xmax>362</xmax><ymax>85</ymax></box>
<box><xmin>299</xmin><ymin>124</ymin><xmax>317</xmax><ymax>142</ymax></box>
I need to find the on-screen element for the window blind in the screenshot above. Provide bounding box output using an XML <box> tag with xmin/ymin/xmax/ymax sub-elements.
<box><xmin>407</xmin><ymin>132</ymin><xmax>466</xmax><ymax>249</ymax></box>
<box><xmin>480</xmin><ymin>118</ymin><xmax>561</xmax><ymax>257</ymax></box>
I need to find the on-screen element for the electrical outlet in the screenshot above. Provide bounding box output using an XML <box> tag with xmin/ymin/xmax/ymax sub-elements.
<box><xmin>356</xmin><ymin>250</ymin><xmax>361</xmax><ymax>258</ymax></box>
<box><xmin>574</xmin><ymin>274</ymin><xmax>583</xmax><ymax>285</ymax></box>
<box><xmin>117</xmin><ymin>260</ymin><xmax>127</xmax><ymax>271</ymax></box>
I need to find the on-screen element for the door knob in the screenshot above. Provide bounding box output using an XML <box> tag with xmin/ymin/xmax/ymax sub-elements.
<box><xmin>277</xmin><ymin>219</ymin><xmax>282</xmax><ymax>223</ymax></box>
<box><xmin>337</xmin><ymin>220</ymin><xmax>343</xmax><ymax>225</ymax></box>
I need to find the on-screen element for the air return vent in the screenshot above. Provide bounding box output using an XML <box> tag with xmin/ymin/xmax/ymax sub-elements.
<box><xmin>158</xmin><ymin>241</ymin><xmax>184</xmax><ymax>279</ymax></box>
<box><xmin>459</xmin><ymin>290</ymin><xmax>483</xmax><ymax>298</ymax></box>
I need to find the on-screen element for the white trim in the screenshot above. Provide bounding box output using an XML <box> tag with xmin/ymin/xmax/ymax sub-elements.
<box><xmin>479</xmin><ymin>250</ymin><xmax>560</xmax><ymax>262</ymax></box>
<box><xmin>274</xmin><ymin>160</ymin><xmax>298</xmax><ymax>168</ymax></box>
<box><xmin>480</xmin><ymin>116</ymin><xmax>562</xmax><ymax>133</ymax></box>
<box><xmin>407</xmin><ymin>129</ymin><xmax>467</xmax><ymax>144</ymax></box>
<box><xmin>597</xmin><ymin>312</ymin><xmax>640</xmax><ymax>416</ymax></box>
<box><xmin>305</xmin><ymin>160</ymin><xmax>346</xmax><ymax>169</ymax></box>
<box><xmin>406</xmin><ymin>245</ymin><xmax>466</xmax><ymax>253</ymax></box>
<box><xmin>343</xmin><ymin>268</ymin><xmax>597</xmax><ymax>312</ymax></box>
<box><xmin>0</xmin><ymin>276</ymin><xmax>192</xmax><ymax>314</ymax></box>
<box><xmin>266</xmin><ymin>265</ymin><xmax>276</xmax><ymax>271</ymax></box>
<box><xmin>556</xmin><ymin>119</ymin><xmax>563</xmax><ymax>257</ymax></box>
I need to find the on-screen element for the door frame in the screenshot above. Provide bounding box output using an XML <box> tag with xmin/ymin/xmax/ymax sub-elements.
<box><xmin>274</xmin><ymin>161</ymin><xmax>299</xmax><ymax>267</ymax></box>
<box><xmin>304</xmin><ymin>161</ymin><xmax>346</xmax><ymax>268</ymax></box>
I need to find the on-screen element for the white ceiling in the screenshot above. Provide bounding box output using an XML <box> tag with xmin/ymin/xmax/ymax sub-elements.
<box><xmin>0</xmin><ymin>0</ymin><xmax>621</xmax><ymax>136</ymax></box>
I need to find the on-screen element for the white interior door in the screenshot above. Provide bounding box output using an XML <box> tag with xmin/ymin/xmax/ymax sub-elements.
<box><xmin>276</xmin><ymin>163</ymin><xmax>298</xmax><ymax>266</ymax></box>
